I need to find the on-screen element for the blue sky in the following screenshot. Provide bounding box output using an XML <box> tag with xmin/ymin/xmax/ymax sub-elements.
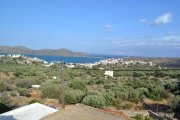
<box><xmin>0</xmin><ymin>0</ymin><xmax>180</xmax><ymax>57</ymax></box>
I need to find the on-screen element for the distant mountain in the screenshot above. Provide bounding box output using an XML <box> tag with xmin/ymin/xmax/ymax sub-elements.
<box><xmin>0</xmin><ymin>46</ymin><xmax>88</xmax><ymax>56</ymax></box>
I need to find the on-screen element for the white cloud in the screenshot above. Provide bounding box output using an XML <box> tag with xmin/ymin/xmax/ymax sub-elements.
<box><xmin>139</xmin><ymin>19</ymin><xmax>147</xmax><ymax>23</ymax></box>
<box><xmin>104</xmin><ymin>24</ymin><xmax>112</xmax><ymax>32</ymax></box>
<box><xmin>152</xmin><ymin>13</ymin><xmax>172</xmax><ymax>26</ymax></box>
<box><xmin>113</xmin><ymin>35</ymin><xmax>180</xmax><ymax>47</ymax></box>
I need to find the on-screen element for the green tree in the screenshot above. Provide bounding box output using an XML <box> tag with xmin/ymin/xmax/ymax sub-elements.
<box><xmin>69</xmin><ymin>80</ymin><xmax>87</xmax><ymax>92</ymax></box>
<box><xmin>147</xmin><ymin>85</ymin><xmax>164</xmax><ymax>101</ymax></box>
<box><xmin>82</xmin><ymin>95</ymin><xmax>106</xmax><ymax>108</ymax></box>
<box><xmin>168</xmin><ymin>95</ymin><xmax>180</xmax><ymax>110</ymax></box>
<box><xmin>41</xmin><ymin>81</ymin><xmax>60</xmax><ymax>99</ymax></box>
<box><xmin>64</xmin><ymin>88</ymin><xmax>85</xmax><ymax>104</ymax></box>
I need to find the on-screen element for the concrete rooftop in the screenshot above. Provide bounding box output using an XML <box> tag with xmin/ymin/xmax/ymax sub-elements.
<box><xmin>0</xmin><ymin>103</ymin><xmax>58</xmax><ymax>120</ymax></box>
<box><xmin>42</xmin><ymin>104</ymin><xmax>126</xmax><ymax>120</ymax></box>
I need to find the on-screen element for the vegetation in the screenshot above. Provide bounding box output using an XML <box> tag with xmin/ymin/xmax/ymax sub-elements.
<box><xmin>0</xmin><ymin>81</ymin><xmax>6</xmax><ymax>92</ymax></box>
<box><xmin>0</xmin><ymin>56</ymin><xmax>180</xmax><ymax>118</ymax></box>
<box><xmin>134</xmin><ymin>114</ymin><xmax>157</xmax><ymax>120</ymax></box>
<box><xmin>0</xmin><ymin>97</ymin><xmax>11</xmax><ymax>114</ymax></box>
<box><xmin>29</xmin><ymin>99</ymin><xmax>42</xmax><ymax>104</ymax></box>
<box><xmin>82</xmin><ymin>95</ymin><xmax>106</xmax><ymax>108</ymax></box>
<box><xmin>64</xmin><ymin>88</ymin><xmax>85</xmax><ymax>104</ymax></box>
<box><xmin>41</xmin><ymin>81</ymin><xmax>61</xmax><ymax>99</ymax></box>
<box><xmin>69</xmin><ymin>80</ymin><xmax>87</xmax><ymax>92</ymax></box>
<box><xmin>17</xmin><ymin>88</ymin><xmax>31</xmax><ymax>97</ymax></box>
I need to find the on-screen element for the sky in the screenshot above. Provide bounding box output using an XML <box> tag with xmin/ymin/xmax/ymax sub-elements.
<box><xmin>0</xmin><ymin>0</ymin><xmax>180</xmax><ymax>57</ymax></box>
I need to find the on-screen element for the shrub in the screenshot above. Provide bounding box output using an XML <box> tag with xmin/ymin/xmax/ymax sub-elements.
<box><xmin>168</xmin><ymin>95</ymin><xmax>180</xmax><ymax>110</ymax></box>
<box><xmin>5</xmin><ymin>84</ymin><xmax>15</xmax><ymax>91</ymax></box>
<box><xmin>82</xmin><ymin>95</ymin><xmax>106</xmax><ymax>108</ymax></box>
<box><xmin>113</xmin><ymin>85</ymin><xmax>132</xmax><ymax>100</ymax></box>
<box><xmin>10</xmin><ymin>91</ymin><xmax>17</xmax><ymax>97</ymax></box>
<box><xmin>0</xmin><ymin>81</ymin><xmax>5</xmax><ymax>92</ymax></box>
<box><xmin>129</xmin><ymin>90</ymin><xmax>140</xmax><ymax>103</ymax></box>
<box><xmin>147</xmin><ymin>85</ymin><xmax>165</xmax><ymax>101</ymax></box>
<box><xmin>64</xmin><ymin>89</ymin><xmax>85</xmax><ymax>104</ymax></box>
<box><xmin>0</xmin><ymin>98</ymin><xmax>11</xmax><ymax>114</ymax></box>
<box><xmin>115</xmin><ymin>91</ymin><xmax>129</xmax><ymax>100</ymax></box>
<box><xmin>160</xmin><ymin>90</ymin><xmax>171</xmax><ymax>99</ymax></box>
<box><xmin>29</xmin><ymin>99</ymin><xmax>42</xmax><ymax>104</ymax></box>
<box><xmin>87</xmin><ymin>90</ymin><xmax>101</xmax><ymax>95</ymax></box>
<box><xmin>164</xmin><ymin>81</ymin><xmax>178</xmax><ymax>91</ymax></box>
<box><xmin>103</xmin><ymin>91</ymin><xmax>115</xmax><ymax>106</ymax></box>
<box><xmin>96</xmin><ymin>80</ymin><xmax>105</xmax><ymax>84</ymax></box>
<box><xmin>69</xmin><ymin>80</ymin><xmax>87</xmax><ymax>92</ymax></box>
<box><xmin>136</xmin><ymin>88</ymin><xmax>149</xmax><ymax>96</ymax></box>
<box><xmin>133</xmin><ymin>72</ymin><xmax>144</xmax><ymax>77</ymax></box>
<box><xmin>14</xmin><ymin>70</ymin><xmax>23</xmax><ymax>77</ymax></box>
<box><xmin>133</xmin><ymin>114</ymin><xmax>157</xmax><ymax>120</ymax></box>
<box><xmin>113</xmin><ymin>99</ymin><xmax>133</xmax><ymax>110</ymax></box>
<box><xmin>87</xmin><ymin>79</ymin><xmax>96</xmax><ymax>85</ymax></box>
<box><xmin>17</xmin><ymin>88</ymin><xmax>31</xmax><ymax>97</ymax></box>
<box><xmin>15</xmin><ymin>79</ymin><xmax>32</xmax><ymax>88</ymax></box>
<box><xmin>41</xmin><ymin>81</ymin><xmax>60</xmax><ymax>99</ymax></box>
<box><xmin>129</xmin><ymin>90</ymin><xmax>139</xmax><ymax>99</ymax></box>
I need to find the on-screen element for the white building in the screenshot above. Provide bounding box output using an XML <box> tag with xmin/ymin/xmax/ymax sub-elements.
<box><xmin>0</xmin><ymin>55</ymin><xmax>5</xmax><ymax>57</ymax></box>
<box><xmin>52</xmin><ymin>76</ymin><xmax>57</xmax><ymax>80</ymax></box>
<box><xmin>104</xmin><ymin>70</ymin><xmax>114</xmax><ymax>77</ymax></box>
<box><xmin>65</xmin><ymin>64</ymin><xmax>75</xmax><ymax>68</ymax></box>
<box><xmin>31</xmin><ymin>85</ymin><xmax>41</xmax><ymax>89</ymax></box>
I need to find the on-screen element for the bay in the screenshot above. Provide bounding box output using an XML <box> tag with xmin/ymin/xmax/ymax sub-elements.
<box><xmin>0</xmin><ymin>53</ymin><xmax>125</xmax><ymax>63</ymax></box>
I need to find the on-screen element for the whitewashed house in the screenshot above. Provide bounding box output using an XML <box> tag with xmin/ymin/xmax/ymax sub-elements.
<box><xmin>104</xmin><ymin>70</ymin><xmax>114</xmax><ymax>77</ymax></box>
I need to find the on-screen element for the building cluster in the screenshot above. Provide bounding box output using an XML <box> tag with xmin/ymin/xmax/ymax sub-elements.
<box><xmin>76</xmin><ymin>58</ymin><xmax>154</xmax><ymax>68</ymax></box>
<box><xmin>100</xmin><ymin>58</ymin><xmax>153</xmax><ymax>66</ymax></box>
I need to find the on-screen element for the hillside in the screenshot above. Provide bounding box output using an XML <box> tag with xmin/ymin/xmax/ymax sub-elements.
<box><xmin>0</xmin><ymin>46</ymin><xmax>88</xmax><ymax>56</ymax></box>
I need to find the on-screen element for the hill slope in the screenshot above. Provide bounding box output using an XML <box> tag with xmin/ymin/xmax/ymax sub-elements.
<box><xmin>0</xmin><ymin>46</ymin><xmax>88</xmax><ymax>56</ymax></box>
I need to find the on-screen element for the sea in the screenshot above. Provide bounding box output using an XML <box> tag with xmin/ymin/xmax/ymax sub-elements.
<box><xmin>0</xmin><ymin>53</ymin><xmax>126</xmax><ymax>63</ymax></box>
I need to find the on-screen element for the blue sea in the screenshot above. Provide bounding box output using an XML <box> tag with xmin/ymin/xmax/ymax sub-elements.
<box><xmin>0</xmin><ymin>53</ymin><xmax>125</xmax><ymax>63</ymax></box>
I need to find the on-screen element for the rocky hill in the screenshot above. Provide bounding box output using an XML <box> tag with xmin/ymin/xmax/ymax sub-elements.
<box><xmin>0</xmin><ymin>46</ymin><xmax>88</xmax><ymax>56</ymax></box>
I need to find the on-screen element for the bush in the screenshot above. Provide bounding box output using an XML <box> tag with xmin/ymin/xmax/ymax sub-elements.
<box><xmin>10</xmin><ymin>91</ymin><xmax>17</xmax><ymax>97</ymax></box>
<box><xmin>115</xmin><ymin>91</ymin><xmax>129</xmax><ymax>100</ymax></box>
<box><xmin>69</xmin><ymin>80</ymin><xmax>87</xmax><ymax>92</ymax></box>
<box><xmin>113</xmin><ymin>99</ymin><xmax>133</xmax><ymax>110</ymax></box>
<box><xmin>64</xmin><ymin>89</ymin><xmax>85</xmax><ymax>104</ymax></box>
<box><xmin>5</xmin><ymin>84</ymin><xmax>15</xmax><ymax>91</ymax></box>
<box><xmin>0</xmin><ymin>81</ymin><xmax>5</xmax><ymax>92</ymax></box>
<box><xmin>87</xmin><ymin>79</ymin><xmax>96</xmax><ymax>85</ymax></box>
<box><xmin>133</xmin><ymin>72</ymin><xmax>144</xmax><ymax>77</ymax></box>
<box><xmin>15</xmin><ymin>79</ymin><xmax>32</xmax><ymax>88</ymax></box>
<box><xmin>96</xmin><ymin>80</ymin><xmax>105</xmax><ymax>84</ymax></box>
<box><xmin>14</xmin><ymin>70</ymin><xmax>23</xmax><ymax>77</ymax></box>
<box><xmin>41</xmin><ymin>81</ymin><xmax>60</xmax><ymax>99</ymax></box>
<box><xmin>134</xmin><ymin>114</ymin><xmax>157</xmax><ymax>120</ymax></box>
<box><xmin>103</xmin><ymin>91</ymin><xmax>115</xmax><ymax>106</ymax></box>
<box><xmin>0</xmin><ymin>98</ymin><xmax>11</xmax><ymax>114</ymax></box>
<box><xmin>136</xmin><ymin>88</ymin><xmax>149</xmax><ymax>96</ymax></box>
<box><xmin>82</xmin><ymin>95</ymin><xmax>106</xmax><ymax>108</ymax></box>
<box><xmin>168</xmin><ymin>95</ymin><xmax>180</xmax><ymax>110</ymax></box>
<box><xmin>29</xmin><ymin>99</ymin><xmax>42</xmax><ymax>104</ymax></box>
<box><xmin>87</xmin><ymin>90</ymin><xmax>101</xmax><ymax>95</ymax></box>
<box><xmin>160</xmin><ymin>90</ymin><xmax>171</xmax><ymax>99</ymax></box>
<box><xmin>129</xmin><ymin>90</ymin><xmax>139</xmax><ymax>101</ymax></box>
<box><xmin>147</xmin><ymin>85</ymin><xmax>165</xmax><ymax>101</ymax></box>
<box><xmin>17</xmin><ymin>88</ymin><xmax>31</xmax><ymax>97</ymax></box>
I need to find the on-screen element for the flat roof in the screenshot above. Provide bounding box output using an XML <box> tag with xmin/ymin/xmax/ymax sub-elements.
<box><xmin>42</xmin><ymin>104</ymin><xmax>126</xmax><ymax>120</ymax></box>
<box><xmin>0</xmin><ymin>103</ymin><xmax>58</xmax><ymax>120</ymax></box>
